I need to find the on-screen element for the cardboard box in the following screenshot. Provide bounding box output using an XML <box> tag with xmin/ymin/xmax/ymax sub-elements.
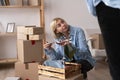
<box><xmin>29</xmin><ymin>34</ymin><xmax>44</xmax><ymax>40</ymax></box>
<box><xmin>90</xmin><ymin>33</ymin><xmax>105</xmax><ymax>49</ymax></box>
<box><xmin>17</xmin><ymin>34</ymin><xmax>29</xmax><ymax>40</ymax></box>
<box><xmin>17</xmin><ymin>40</ymin><xmax>43</xmax><ymax>63</ymax></box>
<box><xmin>17</xmin><ymin>34</ymin><xmax>44</xmax><ymax>40</ymax></box>
<box><xmin>15</xmin><ymin>62</ymin><xmax>83</xmax><ymax>80</ymax></box>
<box><xmin>15</xmin><ymin>62</ymin><xmax>39</xmax><ymax>80</ymax></box>
<box><xmin>17</xmin><ymin>26</ymin><xmax>44</xmax><ymax>35</ymax></box>
<box><xmin>27</xmin><ymin>27</ymin><xmax>44</xmax><ymax>35</ymax></box>
<box><xmin>17</xmin><ymin>26</ymin><xmax>36</xmax><ymax>34</ymax></box>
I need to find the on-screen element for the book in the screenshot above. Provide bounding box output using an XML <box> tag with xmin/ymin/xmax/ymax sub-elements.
<box><xmin>1</xmin><ymin>0</ymin><xmax>5</xmax><ymax>6</ymax></box>
<box><xmin>9</xmin><ymin>0</ymin><xmax>22</xmax><ymax>6</ymax></box>
<box><xmin>5</xmin><ymin>0</ymin><xmax>10</xmax><ymax>5</ymax></box>
<box><xmin>29</xmin><ymin>0</ymin><xmax>40</xmax><ymax>6</ymax></box>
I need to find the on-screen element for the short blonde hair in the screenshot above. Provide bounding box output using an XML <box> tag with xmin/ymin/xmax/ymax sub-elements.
<box><xmin>50</xmin><ymin>17</ymin><xmax>67</xmax><ymax>38</ymax></box>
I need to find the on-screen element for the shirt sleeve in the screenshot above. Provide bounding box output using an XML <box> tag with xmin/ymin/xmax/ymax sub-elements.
<box><xmin>85</xmin><ymin>0</ymin><xmax>97</xmax><ymax>16</ymax></box>
<box><xmin>44</xmin><ymin>43</ymin><xmax>64</xmax><ymax>60</ymax></box>
<box><xmin>75</xmin><ymin>28</ymin><xmax>92</xmax><ymax>57</ymax></box>
<box><xmin>44</xmin><ymin>48</ymin><xmax>58</xmax><ymax>60</ymax></box>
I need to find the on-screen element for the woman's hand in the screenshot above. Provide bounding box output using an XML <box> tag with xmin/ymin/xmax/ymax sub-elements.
<box><xmin>43</xmin><ymin>42</ymin><xmax>52</xmax><ymax>49</ymax></box>
<box><xmin>56</xmin><ymin>39</ymin><xmax>70</xmax><ymax>46</ymax></box>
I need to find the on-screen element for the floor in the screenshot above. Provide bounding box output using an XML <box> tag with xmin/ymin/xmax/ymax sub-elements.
<box><xmin>0</xmin><ymin>63</ymin><xmax>15</xmax><ymax>80</ymax></box>
<box><xmin>87</xmin><ymin>61</ymin><xmax>112</xmax><ymax>80</ymax></box>
<box><xmin>0</xmin><ymin>61</ymin><xmax>112</xmax><ymax>80</ymax></box>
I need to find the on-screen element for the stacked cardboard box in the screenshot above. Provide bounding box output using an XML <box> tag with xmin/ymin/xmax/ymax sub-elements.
<box><xmin>17</xmin><ymin>26</ymin><xmax>44</xmax><ymax>40</ymax></box>
<box><xmin>17</xmin><ymin>26</ymin><xmax>44</xmax><ymax>63</ymax></box>
<box><xmin>15</xmin><ymin>62</ymin><xmax>40</xmax><ymax>80</ymax></box>
<box><xmin>15</xmin><ymin>26</ymin><xmax>44</xmax><ymax>80</ymax></box>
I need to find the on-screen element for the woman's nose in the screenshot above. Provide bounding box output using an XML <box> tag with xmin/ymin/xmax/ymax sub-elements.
<box><xmin>61</xmin><ymin>23</ymin><xmax>65</xmax><ymax>27</ymax></box>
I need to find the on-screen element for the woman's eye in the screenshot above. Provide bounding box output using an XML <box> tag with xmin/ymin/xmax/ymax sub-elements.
<box><xmin>57</xmin><ymin>24</ymin><xmax>61</xmax><ymax>27</ymax></box>
<box><xmin>58</xmin><ymin>24</ymin><xmax>61</xmax><ymax>26</ymax></box>
<box><xmin>61</xmin><ymin>21</ymin><xmax>64</xmax><ymax>23</ymax></box>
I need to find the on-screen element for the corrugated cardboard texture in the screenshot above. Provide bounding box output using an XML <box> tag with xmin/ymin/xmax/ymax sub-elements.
<box><xmin>15</xmin><ymin>62</ymin><xmax>39</xmax><ymax>80</ymax></box>
<box><xmin>90</xmin><ymin>33</ymin><xmax>105</xmax><ymax>49</ymax></box>
<box><xmin>17</xmin><ymin>40</ymin><xmax>43</xmax><ymax>63</ymax></box>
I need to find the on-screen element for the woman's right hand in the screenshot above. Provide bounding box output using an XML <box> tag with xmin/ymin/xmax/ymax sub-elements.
<box><xmin>43</xmin><ymin>42</ymin><xmax>52</xmax><ymax>50</ymax></box>
<box><xmin>56</xmin><ymin>39</ymin><xmax>70</xmax><ymax>46</ymax></box>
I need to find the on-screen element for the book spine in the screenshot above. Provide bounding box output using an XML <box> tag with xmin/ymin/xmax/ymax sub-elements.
<box><xmin>1</xmin><ymin>0</ymin><xmax>5</xmax><ymax>6</ymax></box>
<box><xmin>5</xmin><ymin>0</ymin><xmax>10</xmax><ymax>6</ymax></box>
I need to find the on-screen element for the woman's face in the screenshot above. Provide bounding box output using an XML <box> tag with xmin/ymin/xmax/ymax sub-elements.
<box><xmin>55</xmin><ymin>20</ymin><xmax>68</xmax><ymax>33</ymax></box>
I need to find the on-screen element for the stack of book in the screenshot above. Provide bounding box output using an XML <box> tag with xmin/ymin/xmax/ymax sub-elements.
<box><xmin>0</xmin><ymin>0</ymin><xmax>22</xmax><ymax>6</ymax></box>
<box><xmin>0</xmin><ymin>0</ymin><xmax>40</xmax><ymax>6</ymax></box>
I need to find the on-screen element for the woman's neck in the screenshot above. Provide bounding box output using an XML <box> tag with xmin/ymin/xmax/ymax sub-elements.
<box><xmin>63</xmin><ymin>32</ymin><xmax>69</xmax><ymax>38</ymax></box>
<box><xmin>63</xmin><ymin>31</ymin><xmax>70</xmax><ymax>39</ymax></box>
<box><xmin>62</xmin><ymin>25</ymin><xmax>70</xmax><ymax>39</ymax></box>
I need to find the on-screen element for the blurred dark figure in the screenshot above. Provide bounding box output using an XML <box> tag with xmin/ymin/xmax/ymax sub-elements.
<box><xmin>86</xmin><ymin>0</ymin><xmax>120</xmax><ymax>80</ymax></box>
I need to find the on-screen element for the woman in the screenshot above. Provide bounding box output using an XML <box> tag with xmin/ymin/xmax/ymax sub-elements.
<box><xmin>43</xmin><ymin>17</ymin><xmax>95</xmax><ymax>79</ymax></box>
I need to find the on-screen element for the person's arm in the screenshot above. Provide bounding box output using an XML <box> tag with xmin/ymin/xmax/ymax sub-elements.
<box><xmin>75</xmin><ymin>28</ymin><xmax>92</xmax><ymax>57</ymax></box>
<box><xmin>72</xmin><ymin>27</ymin><xmax>95</xmax><ymax>67</ymax></box>
<box><xmin>44</xmin><ymin>42</ymin><xmax>63</xmax><ymax>60</ymax></box>
<box><xmin>44</xmin><ymin>48</ymin><xmax>58</xmax><ymax>60</ymax></box>
<box><xmin>43</xmin><ymin>42</ymin><xmax>58</xmax><ymax>60</ymax></box>
<box><xmin>85</xmin><ymin>0</ymin><xmax>97</xmax><ymax>16</ymax></box>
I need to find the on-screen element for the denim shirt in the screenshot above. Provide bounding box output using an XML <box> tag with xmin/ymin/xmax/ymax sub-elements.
<box><xmin>44</xmin><ymin>25</ymin><xmax>95</xmax><ymax>67</ymax></box>
<box><xmin>85</xmin><ymin>0</ymin><xmax>120</xmax><ymax>16</ymax></box>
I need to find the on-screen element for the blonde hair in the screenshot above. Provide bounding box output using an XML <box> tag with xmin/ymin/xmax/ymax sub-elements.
<box><xmin>50</xmin><ymin>17</ymin><xmax>67</xmax><ymax>39</ymax></box>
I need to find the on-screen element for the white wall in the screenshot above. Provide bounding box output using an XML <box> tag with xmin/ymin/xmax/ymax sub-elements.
<box><xmin>0</xmin><ymin>36</ymin><xmax>17</xmax><ymax>59</ymax></box>
<box><xmin>0</xmin><ymin>0</ymin><xmax>101</xmax><ymax>58</ymax></box>
<box><xmin>0</xmin><ymin>8</ymin><xmax>40</xmax><ymax>59</ymax></box>
<box><xmin>0</xmin><ymin>8</ymin><xmax>40</xmax><ymax>32</ymax></box>
<box><xmin>44</xmin><ymin>0</ymin><xmax>101</xmax><ymax>42</ymax></box>
<box><xmin>0</xmin><ymin>0</ymin><xmax>101</xmax><ymax>34</ymax></box>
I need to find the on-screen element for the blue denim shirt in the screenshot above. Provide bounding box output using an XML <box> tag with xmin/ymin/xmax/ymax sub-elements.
<box><xmin>85</xmin><ymin>0</ymin><xmax>120</xmax><ymax>16</ymax></box>
<box><xmin>44</xmin><ymin>25</ymin><xmax>95</xmax><ymax>68</ymax></box>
